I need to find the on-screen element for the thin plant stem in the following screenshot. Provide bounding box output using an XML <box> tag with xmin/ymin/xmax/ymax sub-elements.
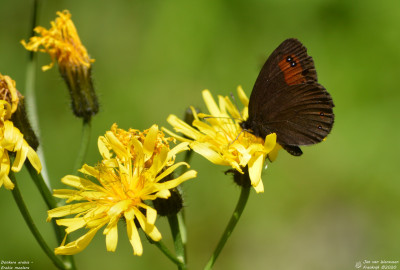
<box><xmin>9</xmin><ymin>171</ymin><xmax>67</xmax><ymax>270</ymax></box>
<box><xmin>73</xmin><ymin>119</ymin><xmax>91</xmax><ymax>172</ymax></box>
<box><xmin>168</xmin><ymin>214</ymin><xmax>187</xmax><ymax>270</ymax></box>
<box><xmin>23</xmin><ymin>2</ymin><xmax>76</xmax><ymax>269</ymax></box>
<box><xmin>176</xmin><ymin>148</ymin><xmax>193</xmax><ymax>259</ymax></box>
<box><xmin>24</xmin><ymin>162</ymin><xmax>77</xmax><ymax>270</ymax></box>
<box><xmin>151</xmin><ymin>239</ymin><xmax>186</xmax><ymax>269</ymax></box>
<box><xmin>204</xmin><ymin>185</ymin><xmax>251</xmax><ymax>270</ymax></box>
<box><xmin>25</xmin><ymin>162</ymin><xmax>58</xmax><ymax>209</ymax></box>
<box><xmin>25</xmin><ymin>161</ymin><xmax>63</xmax><ymax>243</ymax></box>
<box><xmin>177</xmin><ymin>211</ymin><xmax>187</xmax><ymax>262</ymax></box>
<box><xmin>24</xmin><ymin>0</ymin><xmax>51</xmax><ymax>188</ymax></box>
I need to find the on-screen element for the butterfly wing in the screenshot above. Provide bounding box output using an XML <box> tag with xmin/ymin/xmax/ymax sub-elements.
<box><xmin>245</xmin><ymin>38</ymin><xmax>334</xmax><ymax>155</ymax></box>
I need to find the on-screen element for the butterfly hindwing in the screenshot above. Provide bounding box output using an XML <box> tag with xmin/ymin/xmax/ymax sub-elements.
<box><xmin>260</xmin><ymin>83</ymin><xmax>334</xmax><ymax>146</ymax></box>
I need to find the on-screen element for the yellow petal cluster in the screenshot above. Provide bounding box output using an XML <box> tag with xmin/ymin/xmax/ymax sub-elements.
<box><xmin>99</xmin><ymin>123</ymin><xmax>176</xmax><ymax>168</ymax></box>
<box><xmin>48</xmin><ymin>124</ymin><xmax>196</xmax><ymax>256</ymax></box>
<box><xmin>0</xmin><ymin>74</ymin><xmax>19</xmax><ymax>115</ymax></box>
<box><xmin>165</xmin><ymin>87</ymin><xmax>281</xmax><ymax>193</ymax></box>
<box><xmin>0</xmin><ymin>101</ymin><xmax>41</xmax><ymax>190</ymax></box>
<box><xmin>21</xmin><ymin>10</ymin><xmax>94</xmax><ymax>71</ymax></box>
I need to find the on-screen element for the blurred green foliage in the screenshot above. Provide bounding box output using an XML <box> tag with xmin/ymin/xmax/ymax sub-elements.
<box><xmin>1</xmin><ymin>0</ymin><xmax>399</xmax><ymax>269</ymax></box>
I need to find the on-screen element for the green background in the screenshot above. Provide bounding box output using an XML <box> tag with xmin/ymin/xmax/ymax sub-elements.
<box><xmin>1</xmin><ymin>0</ymin><xmax>399</xmax><ymax>269</ymax></box>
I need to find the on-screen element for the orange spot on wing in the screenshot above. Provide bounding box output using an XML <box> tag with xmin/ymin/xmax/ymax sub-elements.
<box><xmin>278</xmin><ymin>55</ymin><xmax>306</xmax><ymax>85</ymax></box>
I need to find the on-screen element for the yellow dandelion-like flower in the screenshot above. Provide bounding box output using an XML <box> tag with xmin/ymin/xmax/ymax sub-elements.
<box><xmin>165</xmin><ymin>87</ymin><xmax>281</xmax><ymax>193</ymax></box>
<box><xmin>48</xmin><ymin>124</ymin><xmax>196</xmax><ymax>256</ymax></box>
<box><xmin>0</xmin><ymin>101</ymin><xmax>41</xmax><ymax>190</ymax></box>
<box><xmin>21</xmin><ymin>10</ymin><xmax>94</xmax><ymax>72</ymax></box>
<box><xmin>21</xmin><ymin>10</ymin><xmax>98</xmax><ymax>120</ymax></box>
<box><xmin>98</xmin><ymin>123</ymin><xmax>177</xmax><ymax>168</ymax></box>
<box><xmin>0</xmin><ymin>74</ymin><xmax>19</xmax><ymax>115</ymax></box>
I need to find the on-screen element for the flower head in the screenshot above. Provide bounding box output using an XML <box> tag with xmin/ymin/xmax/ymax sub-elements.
<box><xmin>21</xmin><ymin>10</ymin><xmax>94</xmax><ymax>72</ymax></box>
<box><xmin>165</xmin><ymin>87</ymin><xmax>281</xmax><ymax>193</ymax></box>
<box><xmin>48</xmin><ymin>124</ymin><xmax>196</xmax><ymax>255</ymax></box>
<box><xmin>21</xmin><ymin>10</ymin><xmax>98</xmax><ymax>121</ymax></box>
<box><xmin>0</xmin><ymin>99</ymin><xmax>41</xmax><ymax>190</ymax></box>
<box><xmin>0</xmin><ymin>73</ymin><xmax>20</xmax><ymax>115</ymax></box>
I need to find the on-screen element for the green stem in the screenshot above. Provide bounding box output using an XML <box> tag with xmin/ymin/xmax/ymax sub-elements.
<box><xmin>25</xmin><ymin>162</ymin><xmax>58</xmax><ymax>209</ymax></box>
<box><xmin>9</xmin><ymin>171</ymin><xmax>67</xmax><ymax>270</ymax></box>
<box><xmin>23</xmin><ymin>2</ymin><xmax>76</xmax><ymax>269</ymax></box>
<box><xmin>177</xmin><ymin>149</ymin><xmax>192</xmax><ymax>260</ymax></box>
<box><xmin>168</xmin><ymin>214</ymin><xmax>187</xmax><ymax>269</ymax></box>
<box><xmin>25</xmin><ymin>162</ymin><xmax>63</xmax><ymax>242</ymax></box>
<box><xmin>25</xmin><ymin>162</ymin><xmax>77</xmax><ymax>270</ymax></box>
<box><xmin>177</xmin><ymin>211</ymin><xmax>187</xmax><ymax>261</ymax></box>
<box><xmin>204</xmin><ymin>186</ymin><xmax>250</xmax><ymax>270</ymax></box>
<box><xmin>73</xmin><ymin>119</ymin><xmax>92</xmax><ymax>172</ymax></box>
<box><xmin>24</xmin><ymin>0</ymin><xmax>51</xmax><ymax>188</ymax></box>
<box><xmin>152</xmin><ymin>239</ymin><xmax>186</xmax><ymax>269</ymax></box>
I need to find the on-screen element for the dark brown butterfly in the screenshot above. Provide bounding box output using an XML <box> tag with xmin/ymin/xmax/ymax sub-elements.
<box><xmin>240</xmin><ymin>38</ymin><xmax>334</xmax><ymax>156</ymax></box>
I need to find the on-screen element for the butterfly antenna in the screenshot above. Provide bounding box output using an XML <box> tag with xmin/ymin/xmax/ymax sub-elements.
<box><xmin>203</xmin><ymin>116</ymin><xmax>242</xmax><ymax>122</ymax></box>
<box><xmin>230</xmin><ymin>92</ymin><xmax>242</xmax><ymax>115</ymax></box>
<box><xmin>228</xmin><ymin>128</ymin><xmax>246</xmax><ymax>147</ymax></box>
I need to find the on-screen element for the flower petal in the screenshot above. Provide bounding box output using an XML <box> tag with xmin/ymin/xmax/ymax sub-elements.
<box><xmin>47</xmin><ymin>202</ymin><xmax>97</xmax><ymax>221</ymax></box>
<box><xmin>202</xmin><ymin>90</ymin><xmax>221</xmax><ymax>116</ymax></box>
<box><xmin>55</xmin><ymin>224</ymin><xmax>104</xmax><ymax>255</ymax></box>
<box><xmin>237</xmin><ymin>85</ymin><xmax>249</xmax><ymax>107</ymax></box>
<box><xmin>248</xmin><ymin>153</ymin><xmax>265</xmax><ymax>188</ymax></box>
<box><xmin>125</xmin><ymin>211</ymin><xmax>143</xmax><ymax>256</ymax></box>
<box><xmin>104</xmin><ymin>216</ymin><xmax>119</xmax><ymax>252</ymax></box>
<box><xmin>143</xmin><ymin>125</ymin><xmax>158</xmax><ymax>162</ymax></box>
<box><xmin>191</xmin><ymin>142</ymin><xmax>227</xmax><ymax>165</ymax></box>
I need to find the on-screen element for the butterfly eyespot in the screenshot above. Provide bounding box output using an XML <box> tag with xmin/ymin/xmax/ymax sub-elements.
<box><xmin>318</xmin><ymin>125</ymin><xmax>322</xmax><ymax>129</ymax></box>
<box><xmin>286</xmin><ymin>56</ymin><xmax>293</xmax><ymax>62</ymax></box>
<box><xmin>290</xmin><ymin>61</ymin><xmax>297</xmax><ymax>67</ymax></box>
<box><xmin>319</xmin><ymin>112</ymin><xmax>325</xmax><ymax>116</ymax></box>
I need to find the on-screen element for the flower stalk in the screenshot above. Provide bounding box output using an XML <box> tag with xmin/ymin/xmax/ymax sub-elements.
<box><xmin>151</xmin><ymin>239</ymin><xmax>186</xmax><ymax>269</ymax></box>
<box><xmin>73</xmin><ymin>119</ymin><xmax>92</xmax><ymax>172</ymax></box>
<box><xmin>9</xmin><ymin>171</ymin><xmax>68</xmax><ymax>270</ymax></box>
<box><xmin>168</xmin><ymin>214</ymin><xmax>186</xmax><ymax>269</ymax></box>
<box><xmin>204</xmin><ymin>183</ymin><xmax>250</xmax><ymax>270</ymax></box>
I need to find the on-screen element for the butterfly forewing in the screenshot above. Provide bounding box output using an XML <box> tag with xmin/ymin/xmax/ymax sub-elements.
<box><xmin>243</xmin><ymin>38</ymin><xmax>334</xmax><ymax>155</ymax></box>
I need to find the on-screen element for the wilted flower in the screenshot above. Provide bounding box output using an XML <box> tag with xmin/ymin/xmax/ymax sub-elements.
<box><xmin>21</xmin><ymin>10</ymin><xmax>98</xmax><ymax>121</ymax></box>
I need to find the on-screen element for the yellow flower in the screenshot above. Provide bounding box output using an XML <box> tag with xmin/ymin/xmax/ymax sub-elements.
<box><xmin>21</xmin><ymin>10</ymin><xmax>98</xmax><ymax>121</ymax></box>
<box><xmin>165</xmin><ymin>87</ymin><xmax>280</xmax><ymax>193</ymax></box>
<box><xmin>0</xmin><ymin>73</ymin><xmax>20</xmax><ymax>115</ymax></box>
<box><xmin>21</xmin><ymin>10</ymin><xmax>94</xmax><ymax>72</ymax></box>
<box><xmin>48</xmin><ymin>125</ymin><xmax>196</xmax><ymax>256</ymax></box>
<box><xmin>0</xmin><ymin>101</ymin><xmax>41</xmax><ymax>190</ymax></box>
<box><xmin>98</xmin><ymin>123</ymin><xmax>177</xmax><ymax>168</ymax></box>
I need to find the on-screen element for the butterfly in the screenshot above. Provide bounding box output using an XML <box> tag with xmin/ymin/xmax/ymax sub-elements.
<box><xmin>240</xmin><ymin>38</ymin><xmax>335</xmax><ymax>156</ymax></box>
